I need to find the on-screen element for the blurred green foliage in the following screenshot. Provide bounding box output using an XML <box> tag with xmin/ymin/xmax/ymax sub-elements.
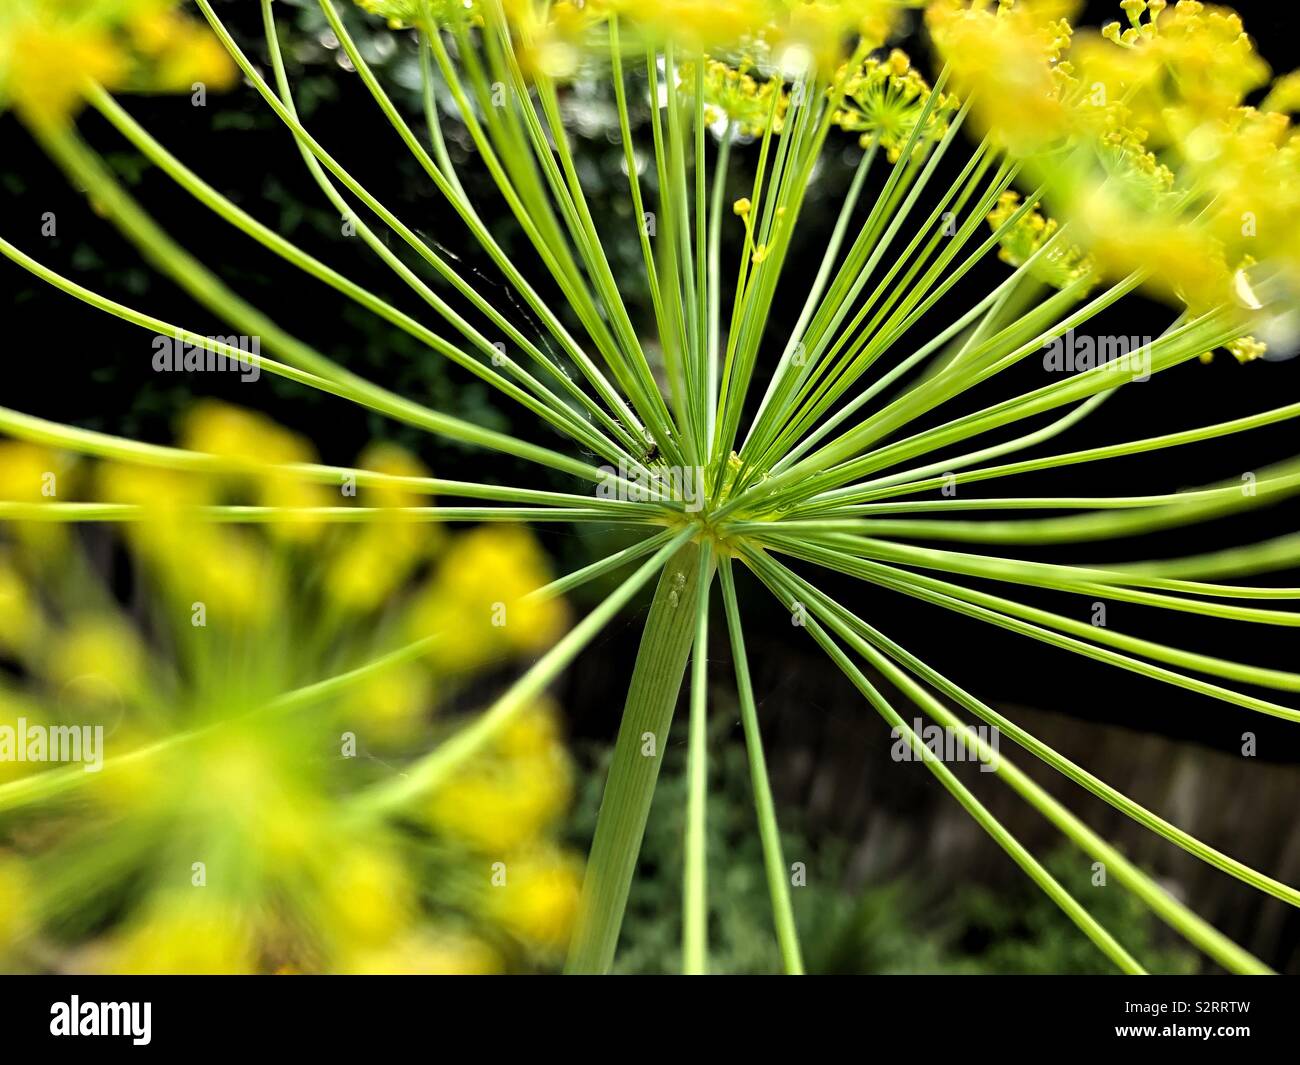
<box><xmin>573</xmin><ymin>713</ymin><xmax>1200</xmax><ymax>974</ymax></box>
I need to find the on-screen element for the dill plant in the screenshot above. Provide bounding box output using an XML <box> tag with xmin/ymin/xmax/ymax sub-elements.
<box><xmin>0</xmin><ymin>0</ymin><xmax>1298</xmax><ymax>975</ymax></box>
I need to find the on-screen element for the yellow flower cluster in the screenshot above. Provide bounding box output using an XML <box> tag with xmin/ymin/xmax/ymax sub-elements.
<box><xmin>426</xmin><ymin>699</ymin><xmax>584</xmax><ymax>953</ymax></box>
<box><xmin>406</xmin><ymin>523</ymin><xmax>570</xmax><ymax>674</ymax></box>
<box><xmin>986</xmin><ymin>190</ymin><xmax>1095</xmax><ymax>291</ymax></box>
<box><xmin>926</xmin><ymin>0</ymin><xmax>1075</xmax><ymax>156</ymax></box>
<box><xmin>833</xmin><ymin>48</ymin><xmax>956</xmax><ymax>161</ymax></box>
<box><xmin>426</xmin><ymin>699</ymin><xmax>574</xmax><ymax>851</ymax></box>
<box><xmin>931</xmin><ymin>0</ymin><xmax>1300</xmax><ymax>338</ymax></box>
<box><xmin>680</xmin><ymin>57</ymin><xmax>789</xmax><ymax>137</ymax></box>
<box><xmin>0</xmin><ymin>0</ymin><xmax>237</xmax><ymax>125</ymax></box>
<box><xmin>356</xmin><ymin>0</ymin><xmax>480</xmax><ymax>30</ymax></box>
<box><xmin>1085</xmin><ymin>0</ymin><xmax>1268</xmax><ymax>147</ymax></box>
<box><xmin>1199</xmin><ymin>335</ymin><xmax>1267</xmax><ymax>366</ymax></box>
<box><xmin>0</xmin><ymin>407</ymin><xmax>585</xmax><ymax>973</ymax></box>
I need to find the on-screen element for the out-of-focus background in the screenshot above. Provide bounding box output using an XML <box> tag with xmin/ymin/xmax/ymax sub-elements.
<box><xmin>2</xmin><ymin>0</ymin><xmax>1298</xmax><ymax>972</ymax></box>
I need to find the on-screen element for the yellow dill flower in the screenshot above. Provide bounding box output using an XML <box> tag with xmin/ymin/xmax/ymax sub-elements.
<box><xmin>927</xmin><ymin>0</ymin><xmax>1076</xmax><ymax>155</ymax></box>
<box><xmin>495</xmin><ymin>696</ymin><xmax>568</xmax><ymax>758</ymax></box>
<box><xmin>125</xmin><ymin>6</ymin><xmax>238</xmax><ymax>94</ymax></box>
<box><xmin>318</xmin><ymin>844</ymin><xmax>416</xmax><ymax>947</ymax></box>
<box><xmin>1189</xmin><ymin>107</ymin><xmax>1300</xmax><ymax>288</ymax></box>
<box><xmin>1088</xmin><ymin>202</ymin><xmax>1232</xmax><ymax>310</ymax></box>
<box><xmin>5</xmin><ymin>438</ymin><xmax>582</xmax><ymax>974</ymax></box>
<box><xmin>1093</xmin><ymin>115</ymin><xmax>1175</xmax><ymax>206</ymax></box>
<box><xmin>1082</xmin><ymin>0</ymin><xmax>1269</xmax><ymax>148</ymax></box>
<box><xmin>681</xmin><ymin>58</ymin><xmax>788</xmax><ymax>137</ymax></box>
<box><xmin>408</xmin><ymin>524</ymin><xmax>568</xmax><ymax>671</ymax></box>
<box><xmin>0</xmin><ymin>442</ymin><xmax>66</xmax><ymax>502</ymax></box>
<box><xmin>342</xmin><ymin>927</ymin><xmax>503</xmax><ymax>974</ymax></box>
<box><xmin>986</xmin><ymin>190</ymin><xmax>1094</xmax><ymax>291</ymax></box>
<box><xmin>1201</xmin><ymin>335</ymin><xmax>1268</xmax><ymax>364</ymax></box>
<box><xmin>180</xmin><ymin>401</ymin><xmax>332</xmax><ymax>542</ymax></box>
<box><xmin>341</xmin><ymin>662</ymin><xmax>433</xmax><ymax>746</ymax></box>
<box><xmin>612</xmin><ymin>0</ymin><xmax>777</xmax><ymax>56</ymax></box>
<box><xmin>325</xmin><ymin>528</ymin><xmax>419</xmax><ymax>612</ymax></box>
<box><xmin>1261</xmin><ymin>70</ymin><xmax>1300</xmax><ymax>116</ymax></box>
<box><xmin>777</xmin><ymin>0</ymin><xmax>912</xmax><ymax>73</ymax></box>
<box><xmin>0</xmin><ymin>554</ymin><xmax>43</xmax><ymax>656</ymax></box>
<box><xmin>833</xmin><ymin>48</ymin><xmax>955</xmax><ymax>161</ymax></box>
<box><xmin>0</xmin><ymin>852</ymin><xmax>34</xmax><ymax>957</ymax></box>
<box><xmin>96</xmin><ymin>462</ymin><xmax>214</xmax><ymax>511</ymax></box>
<box><xmin>889</xmin><ymin>4</ymin><xmax>1277</xmax><ymax>323</ymax></box>
<box><xmin>43</xmin><ymin>614</ymin><xmax>145</xmax><ymax>706</ymax></box>
<box><xmin>483</xmin><ymin>847</ymin><xmax>583</xmax><ymax>952</ymax></box>
<box><xmin>357</xmin><ymin>442</ymin><xmax>433</xmax><ymax>510</ymax></box>
<box><xmin>180</xmin><ymin>401</ymin><xmax>314</xmax><ymax>469</ymax></box>
<box><xmin>505</xmin><ymin>0</ymin><xmax>607</xmax><ymax>81</ymax></box>
<box><xmin>174</xmin><ymin>527</ymin><xmax>279</xmax><ymax>625</ymax></box>
<box><xmin>425</xmin><ymin>700</ymin><xmax>574</xmax><ymax>851</ymax></box>
<box><xmin>0</xmin><ymin>1</ymin><xmax>236</xmax><ymax>125</ymax></box>
<box><xmin>358</xmin><ymin>442</ymin><xmax>441</xmax><ymax>543</ymax></box>
<box><xmin>325</xmin><ymin>444</ymin><xmax>438</xmax><ymax>611</ymax></box>
<box><xmin>105</xmin><ymin>896</ymin><xmax>257</xmax><ymax>975</ymax></box>
<box><xmin>2</xmin><ymin>21</ymin><xmax>126</xmax><ymax>125</ymax></box>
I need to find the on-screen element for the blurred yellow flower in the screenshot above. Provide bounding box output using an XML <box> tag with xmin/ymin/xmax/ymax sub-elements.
<box><xmin>0</xmin><ymin>555</ymin><xmax>42</xmax><ymax>655</ymax></box>
<box><xmin>0</xmin><ymin>0</ymin><xmax>237</xmax><ymax>125</ymax></box>
<box><xmin>181</xmin><ymin>401</ymin><xmax>332</xmax><ymax>542</ymax></box>
<box><xmin>181</xmin><ymin>402</ymin><xmax>315</xmax><ymax>468</ymax></box>
<box><xmin>3</xmin><ymin>22</ymin><xmax>126</xmax><ymax>125</ymax></box>
<box><xmin>342</xmin><ymin>662</ymin><xmax>434</xmax><ymax>746</ymax></box>
<box><xmin>319</xmin><ymin>844</ymin><xmax>416</xmax><ymax>948</ymax></box>
<box><xmin>0</xmin><ymin>851</ymin><xmax>33</xmax><ymax>956</ymax></box>
<box><xmin>0</xmin><ymin>442</ymin><xmax>64</xmax><ymax>502</ymax></box>
<box><xmin>106</xmin><ymin>896</ymin><xmax>256</xmax><ymax>975</ymax></box>
<box><xmin>325</xmin><ymin>442</ymin><xmax>440</xmax><ymax>611</ymax></box>
<box><xmin>409</xmin><ymin>524</ymin><xmax>568</xmax><ymax>672</ymax></box>
<box><xmin>426</xmin><ymin>700</ymin><xmax>573</xmax><ymax>851</ymax></box>
<box><xmin>3</xmin><ymin>412</ymin><xmax>580</xmax><ymax>974</ymax></box>
<box><xmin>44</xmin><ymin>614</ymin><xmax>145</xmax><ymax>706</ymax></box>
<box><xmin>342</xmin><ymin>927</ymin><xmax>503</xmax><ymax>974</ymax></box>
<box><xmin>927</xmin><ymin>0</ymin><xmax>1075</xmax><ymax>155</ymax></box>
<box><xmin>484</xmin><ymin>847</ymin><xmax>583</xmax><ymax>952</ymax></box>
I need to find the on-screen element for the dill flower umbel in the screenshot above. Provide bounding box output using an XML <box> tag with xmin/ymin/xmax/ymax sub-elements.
<box><xmin>833</xmin><ymin>48</ymin><xmax>955</xmax><ymax>160</ymax></box>
<box><xmin>933</xmin><ymin>0</ymin><xmax>1300</xmax><ymax>339</ymax></box>
<box><xmin>985</xmin><ymin>190</ymin><xmax>1094</xmax><ymax>292</ymax></box>
<box><xmin>0</xmin><ymin>410</ymin><xmax>584</xmax><ymax>974</ymax></box>
<box><xmin>681</xmin><ymin>57</ymin><xmax>789</xmax><ymax>136</ymax></box>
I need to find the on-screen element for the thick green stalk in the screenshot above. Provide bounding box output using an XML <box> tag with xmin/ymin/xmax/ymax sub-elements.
<box><xmin>566</xmin><ymin>541</ymin><xmax>704</xmax><ymax>973</ymax></box>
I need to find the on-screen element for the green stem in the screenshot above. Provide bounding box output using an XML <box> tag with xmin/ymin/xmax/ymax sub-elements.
<box><xmin>565</xmin><ymin>540</ymin><xmax>704</xmax><ymax>973</ymax></box>
<box><xmin>718</xmin><ymin>558</ymin><xmax>804</xmax><ymax>973</ymax></box>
